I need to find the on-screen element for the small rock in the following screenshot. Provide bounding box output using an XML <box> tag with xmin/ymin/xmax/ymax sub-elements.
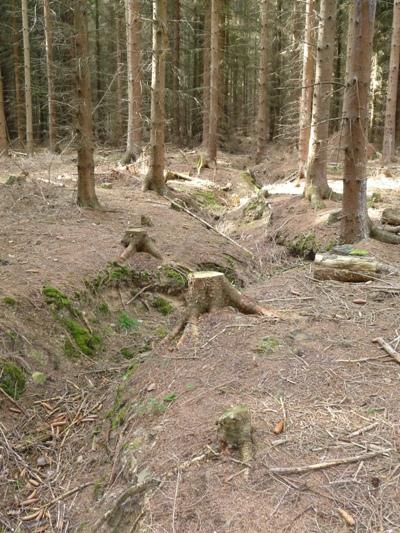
<box><xmin>77</xmin><ymin>455</ymin><xmax>84</xmax><ymax>464</ymax></box>
<box><xmin>37</xmin><ymin>456</ymin><xmax>49</xmax><ymax>467</ymax></box>
<box><xmin>147</xmin><ymin>383</ymin><xmax>156</xmax><ymax>392</ymax></box>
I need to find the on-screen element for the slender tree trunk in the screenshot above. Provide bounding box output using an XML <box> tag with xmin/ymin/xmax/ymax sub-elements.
<box><xmin>255</xmin><ymin>0</ymin><xmax>269</xmax><ymax>164</ymax></box>
<box><xmin>298</xmin><ymin>0</ymin><xmax>315</xmax><ymax>179</ymax></box>
<box><xmin>143</xmin><ymin>0</ymin><xmax>168</xmax><ymax>194</ymax></box>
<box><xmin>12</xmin><ymin>0</ymin><xmax>25</xmax><ymax>146</ymax></box>
<box><xmin>305</xmin><ymin>0</ymin><xmax>337</xmax><ymax>207</ymax></box>
<box><xmin>113</xmin><ymin>8</ymin><xmax>124</xmax><ymax>145</ymax></box>
<box><xmin>207</xmin><ymin>0</ymin><xmax>219</xmax><ymax>164</ymax></box>
<box><xmin>202</xmin><ymin>0</ymin><xmax>211</xmax><ymax>147</ymax></box>
<box><xmin>0</xmin><ymin>67</ymin><xmax>8</xmax><ymax>155</ymax></box>
<box><xmin>172</xmin><ymin>0</ymin><xmax>181</xmax><ymax>143</ymax></box>
<box><xmin>43</xmin><ymin>0</ymin><xmax>58</xmax><ymax>152</ymax></box>
<box><xmin>21</xmin><ymin>0</ymin><xmax>34</xmax><ymax>154</ymax></box>
<box><xmin>124</xmin><ymin>0</ymin><xmax>142</xmax><ymax>163</ymax></box>
<box><xmin>382</xmin><ymin>0</ymin><xmax>400</xmax><ymax>164</ymax></box>
<box><xmin>341</xmin><ymin>1</ymin><xmax>376</xmax><ymax>243</ymax></box>
<box><xmin>94</xmin><ymin>0</ymin><xmax>103</xmax><ymax>140</ymax></box>
<box><xmin>74</xmin><ymin>0</ymin><xmax>100</xmax><ymax>208</ymax></box>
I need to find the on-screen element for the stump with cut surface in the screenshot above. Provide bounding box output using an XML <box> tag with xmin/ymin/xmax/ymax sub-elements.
<box><xmin>217</xmin><ymin>405</ymin><xmax>253</xmax><ymax>463</ymax></box>
<box><xmin>168</xmin><ymin>271</ymin><xmax>275</xmax><ymax>344</ymax></box>
<box><xmin>118</xmin><ymin>229</ymin><xmax>162</xmax><ymax>262</ymax></box>
<box><xmin>313</xmin><ymin>248</ymin><xmax>386</xmax><ymax>282</ymax></box>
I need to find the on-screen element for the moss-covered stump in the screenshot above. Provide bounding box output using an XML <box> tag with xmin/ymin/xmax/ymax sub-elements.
<box><xmin>217</xmin><ymin>405</ymin><xmax>253</xmax><ymax>463</ymax></box>
<box><xmin>118</xmin><ymin>229</ymin><xmax>162</xmax><ymax>262</ymax></box>
<box><xmin>313</xmin><ymin>248</ymin><xmax>386</xmax><ymax>282</ymax></box>
<box><xmin>168</xmin><ymin>272</ymin><xmax>276</xmax><ymax>344</ymax></box>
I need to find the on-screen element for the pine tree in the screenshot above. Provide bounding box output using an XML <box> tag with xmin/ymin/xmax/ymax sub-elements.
<box><xmin>207</xmin><ymin>0</ymin><xmax>220</xmax><ymax>164</ymax></box>
<box><xmin>21</xmin><ymin>0</ymin><xmax>33</xmax><ymax>154</ymax></box>
<box><xmin>255</xmin><ymin>0</ymin><xmax>269</xmax><ymax>164</ymax></box>
<box><xmin>43</xmin><ymin>0</ymin><xmax>58</xmax><ymax>152</ymax></box>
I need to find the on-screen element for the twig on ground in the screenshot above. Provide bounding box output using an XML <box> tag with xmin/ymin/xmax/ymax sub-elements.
<box><xmin>127</xmin><ymin>284</ymin><xmax>154</xmax><ymax>304</ymax></box>
<box><xmin>0</xmin><ymin>387</ymin><xmax>27</xmax><ymax>415</ymax></box>
<box><xmin>346</xmin><ymin>422</ymin><xmax>379</xmax><ymax>438</ymax></box>
<box><xmin>372</xmin><ymin>337</ymin><xmax>400</xmax><ymax>364</ymax></box>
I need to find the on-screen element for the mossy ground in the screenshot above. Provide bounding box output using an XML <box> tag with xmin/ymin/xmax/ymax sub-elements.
<box><xmin>0</xmin><ymin>362</ymin><xmax>26</xmax><ymax>399</ymax></box>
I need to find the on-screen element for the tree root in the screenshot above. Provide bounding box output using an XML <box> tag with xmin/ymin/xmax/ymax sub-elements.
<box><xmin>370</xmin><ymin>225</ymin><xmax>400</xmax><ymax>244</ymax></box>
<box><xmin>118</xmin><ymin>229</ymin><xmax>163</xmax><ymax>262</ymax></box>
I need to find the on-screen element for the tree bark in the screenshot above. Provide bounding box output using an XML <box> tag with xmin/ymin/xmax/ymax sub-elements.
<box><xmin>43</xmin><ymin>0</ymin><xmax>58</xmax><ymax>152</ymax></box>
<box><xmin>74</xmin><ymin>0</ymin><xmax>100</xmax><ymax>208</ymax></box>
<box><xmin>12</xmin><ymin>0</ymin><xmax>25</xmax><ymax>146</ymax></box>
<box><xmin>0</xmin><ymin>67</ymin><xmax>8</xmax><ymax>155</ymax></box>
<box><xmin>382</xmin><ymin>0</ymin><xmax>400</xmax><ymax>164</ymax></box>
<box><xmin>298</xmin><ymin>0</ymin><xmax>315</xmax><ymax>180</ymax></box>
<box><xmin>21</xmin><ymin>0</ymin><xmax>34</xmax><ymax>154</ymax></box>
<box><xmin>202</xmin><ymin>0</ymin><xmax>211</xmax><ymax>147</ymax></box>
<box><xmin>305</xmin><ymin>0</ymin><xmax>337</xmax><ymax>206</ymax></box>
<box><xmin>207</xmin><ymin>0</ymin><xmax>220</xmax><ymax>164</ymax></box>
<box><xmin>255</xmin><ymin>0</ymin><xmax>269</xmax><ymax>164</ymax></box>
<box><xmin>113</xmin><ymin>5</ymin><xmax>124</xmax><ymax>146</ymax></box>
<box><xmin>94</xmin><ymin>0</ymin><xmax>104</xmax><ymax>140</ymax></box>
<box><xmin>172</xmin><ymin>0</ymin><xmax>181</xmax><ymax>143</ymax></box>
<box><xmin>340</xmin><ymin>0</ymin><xmax>376</xmax><ymax>243</ymax></box>
<box><xmin>124</xmin><ymin>0</ymin><xmax>142</xmax><ymax>163</ymax></box>
<box><xmin>143</xmin><ymin>0</ymin><xmax>168</xmax><ymax>194</ymax></box>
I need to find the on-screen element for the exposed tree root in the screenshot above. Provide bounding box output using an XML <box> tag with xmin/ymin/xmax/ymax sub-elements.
<box><xmin>304</xmin><ymin>184</ymin><xmax>342</xmax><ymax>209</ymax></box>
<box><xmin>118</xmin><ymin>229</ymin><xmax>162</xmax><ymax>262</ymax></box>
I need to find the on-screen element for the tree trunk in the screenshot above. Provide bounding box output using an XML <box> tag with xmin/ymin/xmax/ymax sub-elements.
<box><xmin>113</xmin><ymin>6</ymin><xmax>124</xmax><ymax>145</ymax></box>
<box><xmin>305</xmin><ymin>0</ymin><xmax>337</xmax><ymax>207</ymax></box>
<box><xmin>382</xmin><ymin>0</ymin><xmax>400</xmax><ymax>164</ymax></box>
<box><xmin>207</xmin><ymin>0</ymin><xmax>220</xmax><ymax>164</ymax></box>
<box><xmin>0</xmin><ymin>67</ymin><xmax>8</xmax><ymax>155</ymax></box>
<box><xmin>21</xmin><ymin>0</ymin><xmax>34</xmax><ymax>154</ymax></box>
<box><xmin>298</xmin><ymin>0</ymin><xmax>315</xmax><ymax>180</ymax></box>
<box><xmin>255</xmin><ymin>0</ymin><xmax>269</xmax><ymax>164</ymax></box>
<box><xmin>74</xmin><ymin>0</ymin><xmax>100</xmax><ymax>208</ymax></box>
<box><xmin>124</xmin><ymin>0</ymin><xmax>142</xmax><ymax>163</ymax></box>
<box><xmin>143</xmin><ymin>0</ymin><xmax>168</xmax><ymax>194</ymax></box>
<box><xmin>12</xmin><ymin>0</ymin><xmax>25</xmax><ymax>146</ymax></box>
<box><xmin>202</xmin><ymin>0</ymin><xmax>211</xmax><ymax>147</ymax></box>
<box><xmin>172</xmin><ymin>0</ymin><xmax>181</xmax><ymax>143</ymax></box>
<box><xmin>340</xmin><ymin>1</ymin><xmax>376</xmax><ymax>243</ymax></box>
<box><xmin>43</xmin><ymin>0</ymin><xmax>58</xmax><ymax>152</ymax></box>
<box><xmin>94</xmin><ymin>0</ymin><xmax>104</xmax><ymax>140</ymax></box>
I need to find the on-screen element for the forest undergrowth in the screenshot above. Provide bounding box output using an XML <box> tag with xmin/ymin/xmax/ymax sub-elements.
<box><xmin>1</xmin><ymin>148</ymin><xmax>400</xmax><ymax>533</ymax></box>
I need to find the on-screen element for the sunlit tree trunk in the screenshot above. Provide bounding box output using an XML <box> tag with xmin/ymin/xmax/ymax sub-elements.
<box><xmin>113</xmin><ymin>7</ymin><xmax>124</xmax><ymax>145</ymax></box>
<box><xmin>43</xmin><ymin>0</ymin><xmax>57</xmax><ymax>152</ymax></box>
<box><xmin>382</xmin><ymin>0</ymin><xmax>400</xmax><ymax>164</ymax></box>
<box><xmin>172</xmin><ymin>0</ymin><xmax>181</xmax><ymax>143</ymax></box>
<box><xmin>0</xmin><ymin>67</ymin><xmax>8</xmax><ymax>155</ymax></box>
<box><xmin>124</xmin><ymin>0</ymin><xmax>142</xmax><ymax>163</ymax></box>
<box><xmin>298</xmin><ymin>0</ymin><xmax>315</xmax><ymax>180</ymax></box>
<box><xmin>21</xmin><ymin>0</ymin><xmax>34</xmax><ymax>154</ymax></box>
<box><xmin>202</xmin><ymin>0</ymin><xmax>211</xmax><ymax>147</ymax></box>
<box><xmin>341</xmin><ymin>1</ymin><xmax>376</xmax><ymax>243</ymax></box>
<box><xmin>255</xmin><ymin>0</ymin><xmax>269</xmax><ymax>164</ymax></box>
<box><xmin>74</xmin><ymin>0</ymin><xmax>100</xmax><ymax>208</ymax></box>
<box><xmin>143</xmin><ymin>0</ymin><xmax>168</xmax><ymax>194</ymax></box>
<box><xmin>207</xmin><ymin>0</ymin><xmax>219</xmax><ymax>164</ymax></box>
<box><xmin>305</xmin><ymin>0</ymin><xmax>337</xmax><ymax>207</ymax></box>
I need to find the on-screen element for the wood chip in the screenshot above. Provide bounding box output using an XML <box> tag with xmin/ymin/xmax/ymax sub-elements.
<box><xmin>353</xmin><ymin>299</ymin><xmax>367</xmax><ymax>305</ymax></box>
<box><xmin>273</xmin><ymin>420</ymin><xmax>285</xmax><ymax>435</ymax></box>
<box><xmin>338</xmin><ymin>508</ymin><xmax>356</xmax><ymax>527</ymax></box>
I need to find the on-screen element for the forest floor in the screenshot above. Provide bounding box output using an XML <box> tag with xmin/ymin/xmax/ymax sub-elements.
<box><xmin>0</xmin><ymin>145</ymin><xmax>400</xmax><ymax>533</ymax></box>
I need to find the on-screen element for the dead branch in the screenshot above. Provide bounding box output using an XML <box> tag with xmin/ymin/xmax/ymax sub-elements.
<box><xmin>372</xmin><ymin>337</ymin><xmax>400</xmax><ymax>364</ymax></box>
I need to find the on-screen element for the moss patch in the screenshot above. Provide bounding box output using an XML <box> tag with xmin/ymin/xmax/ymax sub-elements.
<box><xmin>3</xmin><ymin>296</ymin><xmax>16</xmax><ymax>306</ymax></box>
<box><xmin>257</xmin><ymin>336</ymin><xmax>280</xmax><ymax>354</ymax></box>
<box><xmin>42</xmin><ymin>285</ymin><xmax>72</xmax><ymax>310</ymax></box>
<box><xmin>193</xmin><ymin>190</ymin><xmax>223</xmax><ymax>210</ymax></box>
<box><xmin>152</xmin><ymin>297</ymin><xmax>173</xmax><ymax>315</ymax></box>
<box><xmin>86</xmin><ymin>263</ymin><xmax>151</xmax><ymax>293</ymax></box>
<box><xmin>64</xmin><ymin>319</ymin><xmax>101</xmax><ymax>357</ymax></box>
<box><xmin>118</xmin><ymin>312</ymin><xmax>139</xmax><ymax>331</ymax></box>
<box><xmin>0</xmin><ymin>362</ymin><xmax>26</xmax><ymax>399</ymax></box>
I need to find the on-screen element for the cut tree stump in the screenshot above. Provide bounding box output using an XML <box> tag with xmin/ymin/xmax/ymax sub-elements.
<box><xmin>118</xmin><ymin>229</ymin><xmax>162</xmax><ymax>262</ymax></box>
<box><xmin>168</xmin><ymin>271</ymin><xmax>276</xmax><ymax>344</ymax></box>
<box><xmin>217</xmin><ymin>405</ymin><xmax>253</xmax><ymax>464</ymax></box>
<box><xmin>381</xmin><ymin>207</ymin><xmax>400</xmax><ymax>227</ymax></box>
<box><xmin>313</xmin><ymin>250</ymin><xmax>386</xmax><ymax>282</ymax></box>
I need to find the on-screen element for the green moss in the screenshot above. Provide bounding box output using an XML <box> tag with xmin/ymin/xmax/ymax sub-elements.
<box><xmin>349</xmin><ymin>248</ymin><xmax>369</xmax><ymax>256</ymax></box>
<box><xmin>120</xmin><ymin>347</ymin><xmax>135</xmax><ymax>359</ymax></box>
<box><xmin>240</xmin><ymin>170</ymin><xmax>259</xmax><ymax>190</ymax></box>
<box><xmin>161</xmin><ymin>266</ymin><xmax>187</xmax><ymax>288</ymax></box>
<box><xmin>87</xmin><ymin>263</ymin><xmax>151</xmax><ymax>293</ymax></box>
<box><xmin>97</xmin><ymin>302</ymin><xmax>110</xmax><ymax>314</ymax></box>
<box><xmin>155</xmin><ymin>325</ymin><xmax>168</xmax><ymax>339</ymax></box>
<box><xmin>64</xmin><ymin>319</ymin><xmax>101</xmax><ymax>357</ymax></box>
<box><xmin>288</xmin><ymin>232</ymin><xmax>318</xmax><ymax>259</ymax></box>
<box><xmin>152</xmin><ymin>297</ymin><xmax>173</xmax><ymax>315</ymax></box>
<box><xmin>42</xmin><ymin>285</ymin><xmax>71</xmax><ymax>309</ymax></box>
<box><xmin>368</xmin><ymin>192</ymin><xmax>382</xmax><ymax>207</ymax></box>
<box><xmin>107</xmin><ymin>388</ymin><xmax>128</xmax><ymax>429</ymax></box>
<box><xmin>118</xmin><ymin>312</ymin><xmax>139</xmax><ymax>331</ymax></box>
<box><xmin>3</xmin><ymin>296</ymin><xmax>16</xmax><ymax>306</ymax></box>
<box><xmin>257</xmin><ymin>336</ymin><xmax>280</xmax><ymax>354</ymax></box>
<box><xmin>193</xmin><ymin>190</ymin><xmax>222</xmax><ymax>209</ymax></box>
<box><xmin>0</xmin><ymin>362</ymin><xmax>26</xmax><ymax>399</ymax></box>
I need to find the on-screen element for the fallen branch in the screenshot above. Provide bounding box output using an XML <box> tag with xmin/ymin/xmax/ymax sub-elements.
<box><xmin>372</xmin><ymin>337</ymin><xmax>400</xmax><ymax>364</ymax></box>
<box><xmin>267</xmin><ymin>449</ymin><xmax>390</xmax><ymax>475</ymax></box>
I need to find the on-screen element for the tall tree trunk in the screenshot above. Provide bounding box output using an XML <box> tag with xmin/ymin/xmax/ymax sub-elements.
<box><xmin>298</xmin><ymin>0</ymin><xmax>315</xmax><ymax>179</ymax></box>
<box><xmin>74</xmin><ymin>0</ymin><xmax>100</xmax><ymax>208</ymax></box>
<box><xmin>382</xmin><ymin>0</ymin><xmax>400</xmax><ymax>164</ymax></box>
<box><xmin>0</xmin><ymin>67</ymin><xmax>8</xmax><ymax>155</ymax></box>
<box><xmin>255</xmin><ymin>0</ymin><xmax>269</xmax><ymax>164</ymax></box>
<box><xmin>113</xmin><ymin>7</ymin><xmax>124</xmax><ymax>145</ymax></box>
<box><xmin>202</xmin><ymin>0</ymin><xmax>211</xmax><ymax>147</ymax></box>
<box><xmin>172</xmin><ymin>0</ymin><xmax>181</xmax><ymax>143</ymax></box>
<box><xmin>94</xmin><ymin>0</ymin><xmax>103</xmax><ymax>140</ymax></box>
<box><xmin>12</xmin><ymin>0</ymin><xmax>25</xmax><ymax>146</ymax></box>
<box><xmin>341</xmin><ymin>1</ymin><xmax>376</xmax><ymax>243</ymax></box>
<box><xmin>124</xmin><ymin>0</ymin><xmax>142</xmax><ymax>163</ymax></box>
<box><xmin>43</xmin><ymin>0</ymin><xmax>58</xmax><ymax>152</ymax></box>
<box><xmin>143</xmin><ymin>0</ymin><xmax>168</xmax><ymax>194</ymax></box>
<box><xmin>21</xmin><ymin>0</ymin><xmax>34</xmax><ymax>154</ymax></box>
<box><xmin>207</xmin><ymin>0</ymin><xmax>219</xmax><ymax>164</ymax></box>
<box><xmin>305</xmin><ymin>0</ymin><xmax>337</xmax><ymax>207</ymax></box>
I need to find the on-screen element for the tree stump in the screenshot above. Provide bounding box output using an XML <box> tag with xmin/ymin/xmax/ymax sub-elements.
<box><xmin>381</xmin><ymin>208</ymin><xmax>400</xmax><ymax>227</ymax></box>
<box><xmin>168</xmin><ymin>271</ymin><xmax>276</xmax><ymax>344</ymax></box>
<box><xmin>217</xmin><ymin>405</ymin><xmax>253</xmax><ymax>464</ymax></box>
<box><xmin>118</xmin><ymin>229</ymin><xmax>162</xmax><ymax>262</ymax></box>
<box><xmin>313</xmin><ymin>248</ymin><xmax>385</xmax><ymax>282</ymax></box>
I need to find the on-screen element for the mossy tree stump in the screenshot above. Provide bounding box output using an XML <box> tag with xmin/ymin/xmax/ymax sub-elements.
<box><xmin>118</xmin><ymin>229</ymin><xmax>162</xmax><ymax>262</ymax></box>
<box><xmin>168</xmin><ymin>271</ymin><xmax>276</xmax><ymax>344</ymax></box>
<box><xmin>217</xmin><ymin>405</ymin><xmax>253</xmax><ymax>464</ymax></box>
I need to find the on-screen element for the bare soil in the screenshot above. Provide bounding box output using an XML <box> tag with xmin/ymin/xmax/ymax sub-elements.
<box><xmin>1</xmin><ymin>149</ymin><xmax>400</xmax><ymax>533</ymax></box>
